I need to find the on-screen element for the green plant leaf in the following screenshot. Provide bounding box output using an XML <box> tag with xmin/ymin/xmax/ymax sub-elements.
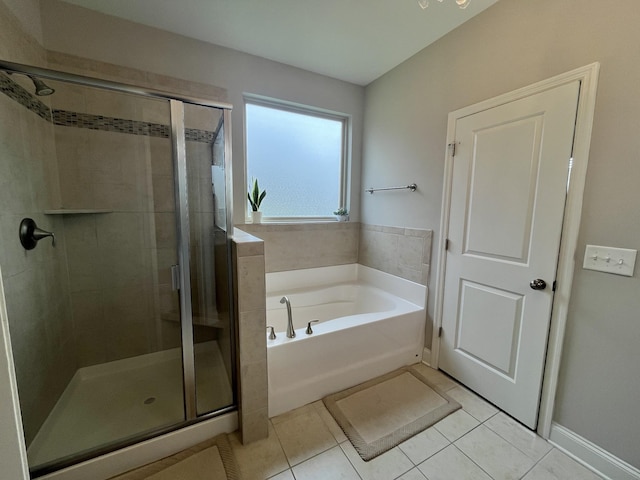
<box><xmin>248</xmin><ymin>178</ymin><xmax>265</xmax><ymax>211</ymax></box>
<box><xmin>248</xmin><ymin>192</ymin><xmax>257</xmax><ymax>211</ymax></box>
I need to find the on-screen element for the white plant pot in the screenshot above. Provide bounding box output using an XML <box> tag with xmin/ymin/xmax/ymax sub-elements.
<box><xmin>335</xmin><ymin>215</ymin><xmax>349</xmax><ymax>222</ymax></box>
<box><xmin>251</xmin><ymin>211</ymin><xmax>262</xmax><ymax>224</ymax></box>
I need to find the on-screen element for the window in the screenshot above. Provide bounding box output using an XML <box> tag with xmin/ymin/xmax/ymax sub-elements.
<box><xmin>245</xmin><ymin>98</ymin><xmax>348</xmax><ymax>219</ymax></box>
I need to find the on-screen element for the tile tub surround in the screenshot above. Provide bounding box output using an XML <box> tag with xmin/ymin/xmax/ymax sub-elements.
<box><xmin>359</xmin><ymin>224</ymin><xmax>433</xmax><ymax>287</ymax></box>
<box><xmin>232</xmin><ymin>229</ymin><xmax>269</xmax><ymax>444</ymax></box>
<box><xmin>240</xmin><ymin>222</ymin><xmax>359</xmax><ymax>273</ymax></box>
<box><xmin>239</xmin><ymin>222</ymin><xmax>432</xmax><ymax>285</ymax></box>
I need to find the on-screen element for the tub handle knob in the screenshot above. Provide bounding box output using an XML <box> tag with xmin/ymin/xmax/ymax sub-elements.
<box><xmin>306</xmin><ymin>320</ymin><xmax>319</xmax><ymax>335</ymax></box>
<box><xmin>266</xmin><ymin>326</ymin><xmax>276</xmax><ymax>340</ymax></box>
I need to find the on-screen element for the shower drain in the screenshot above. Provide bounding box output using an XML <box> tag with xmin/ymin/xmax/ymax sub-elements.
<box><xmin>144</xmin><ymin>397</ymin><xmax>156</xmax><ymax>405</ymax></box>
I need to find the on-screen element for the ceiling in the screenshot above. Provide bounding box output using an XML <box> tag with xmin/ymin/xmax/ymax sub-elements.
<box><xmin>60</xmin><ymin>0</ymin><xmax>499</xmax><ymax>86</ymax></box>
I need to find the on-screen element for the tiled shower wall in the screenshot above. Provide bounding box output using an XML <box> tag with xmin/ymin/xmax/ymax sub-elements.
<box><xmin>49</xmin><ymin>84</ymin><xmax>227</xmax><ymax>366</ymax></box>
<box><xmin>40</xmin><ymin>54</ymin><xmax>230</xmax><ymax>367</ymax></box>
<box><xmin>0</xmin><ymin>3</ymin><xmax>75</xmax><ymax>444</ymax></box>
<box><xmin>50</xmin><ymin>85</ymin><xmax>174</xmax><ymax>365</ymax></box>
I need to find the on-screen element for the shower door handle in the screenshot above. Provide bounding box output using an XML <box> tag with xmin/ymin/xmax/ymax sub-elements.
<box><xmin>171</xmin><ymin>264</ymin><xmax>181</xmax><ymax>291</ymax></box>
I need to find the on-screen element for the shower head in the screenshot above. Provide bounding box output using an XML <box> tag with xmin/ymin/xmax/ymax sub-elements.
<box><xmin>5</xmin><ymin>71</ymin><xmax>55</xmax><ymax>96</ymax></box>
<box><xmin>29</xmin><ymin>75</ymin><xmax>55</xmax><ymax>96</ymax></box>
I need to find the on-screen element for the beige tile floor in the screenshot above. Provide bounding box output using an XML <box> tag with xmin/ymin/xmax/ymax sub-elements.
<box><xmin>229</xmin><ymin>364</ymin><xmax>604</xmax><ymax>480</ymax></box>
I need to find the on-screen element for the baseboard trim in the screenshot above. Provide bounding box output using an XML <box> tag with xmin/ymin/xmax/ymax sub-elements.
<box><xmin>422</xmin><ymin>347</ymin><xmax>431</xmax><ymax>366</ymax></box>
<box><xmin>549</xmin><ymin>423</ymin><xmax>640</xmax><ymax>480</ymax></box>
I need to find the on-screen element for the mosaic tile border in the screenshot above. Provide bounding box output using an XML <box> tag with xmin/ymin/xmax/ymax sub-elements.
<box><xmin>0</xmin><ymin>72</ymin><xmax>216</xmax><ymax>143</ymax></box>
<box><xmin>52</xmin><ymin>109</ymin><xmax>170</xmax><ymax>137</ymax></box>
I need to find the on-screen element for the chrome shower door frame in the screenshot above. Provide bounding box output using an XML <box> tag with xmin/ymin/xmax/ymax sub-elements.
<box><xmin>170</xmin><ymin>100</ymin><xmax>197</xmax><ymax>420</ymax></box>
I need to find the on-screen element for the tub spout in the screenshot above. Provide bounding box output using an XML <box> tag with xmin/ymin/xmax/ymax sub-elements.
<box><xmin>280</xmin><ymin>296</ymin><xmax>295</xmax><ymax>338</ymax></box>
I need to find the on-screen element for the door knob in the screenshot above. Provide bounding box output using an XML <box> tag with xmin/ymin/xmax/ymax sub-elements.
<box><xmin>529</xmin><ymin>279</ymin><xmax>547</xmax><ymax>290</ymax></box>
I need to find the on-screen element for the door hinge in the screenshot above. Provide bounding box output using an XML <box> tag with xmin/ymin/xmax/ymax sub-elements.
<box><xmin>552</xmin><ymin>280</ymin><xmax>557</xmax><ymax>292</ymax></box>
<box><xmin>445</xmin><ymin>239</ymin><xmax>450</xmax><ymax>251</ymax></box>
<box><xmin>438</xmin><ymin>326</ymin><xmax>443</xmax><ymax>338</ymax></box>
<box><xmin>448</xmin><ymin>142</ymin><xmax>457</xmax><ymax>157</ymax></box>
<box><xmin>171</xmin><ymin>264</ymin><xmax>181</xmax><ymax>291</ymax></box>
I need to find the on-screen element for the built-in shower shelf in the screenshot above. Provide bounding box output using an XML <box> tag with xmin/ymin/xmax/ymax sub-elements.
<box><xmin>161</xmin><ymin>312</ymin><xmax>224</xmax><ymax>328</ymax></box>
<box><xmin>44</xmin><ymin>209</ymin><xmax>113</xmax><ymax>215</ymax></box>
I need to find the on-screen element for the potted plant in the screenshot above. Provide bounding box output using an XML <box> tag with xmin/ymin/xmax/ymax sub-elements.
<box><xmin>248</xmin><ymin>177</ymin><xmax>266</xmax><ymax>223</ymax></box>
<box><xmin>333</xmin><ymin>207</ymin><xmax>349</xmax><ymax>222</ymax></box>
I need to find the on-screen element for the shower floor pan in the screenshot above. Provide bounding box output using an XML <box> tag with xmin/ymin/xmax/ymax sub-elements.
<box><xmin>27</xmin><ymin>341</ymin><xmax>233</xmax><ymax>469</ymax></box>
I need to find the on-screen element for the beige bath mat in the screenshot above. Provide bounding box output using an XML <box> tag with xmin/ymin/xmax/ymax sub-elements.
<box><xmin>110</xmin><ymin>434</ymin><xmax>241</xmax><ymax>480</ymax></box>
<box><xmin>323</xmin><ymin>366</ymin><xmax>461</xmax><ymax>461</ymax></box>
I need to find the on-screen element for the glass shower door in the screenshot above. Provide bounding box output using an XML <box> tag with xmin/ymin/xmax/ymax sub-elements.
<box><xmin>21</xmin><ymin>82</ymin><xmax>189</xmax><ymax>475</ymax></box>
<box><xmin>183</xmin><ymin>103</ymin><xmax>235</xmax><ymax>416</ymax></box>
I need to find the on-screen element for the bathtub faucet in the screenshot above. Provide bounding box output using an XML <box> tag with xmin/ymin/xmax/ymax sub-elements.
<box><xmin>280</xmin><ymin>296</ymin><xmax>296</xmax><ymax>338</ymax></box>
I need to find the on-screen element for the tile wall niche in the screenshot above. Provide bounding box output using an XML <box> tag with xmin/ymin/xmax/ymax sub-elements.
<box><xmin>0</xmin><ymin>3</ymin><xmax>75</xmax><ymax>444</ymax></box>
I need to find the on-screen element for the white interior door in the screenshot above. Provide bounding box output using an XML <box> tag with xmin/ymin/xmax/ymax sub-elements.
<box><xmin>440</xmin><ymin>81</ymin><xmax>580</xmax><ymax>429</ymax></box>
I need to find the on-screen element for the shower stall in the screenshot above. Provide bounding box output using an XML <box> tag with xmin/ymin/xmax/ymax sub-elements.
<box><xmin>0</xmin><ymin>61</ymin><xmax>236</xmax><ymax>477</ymax></box>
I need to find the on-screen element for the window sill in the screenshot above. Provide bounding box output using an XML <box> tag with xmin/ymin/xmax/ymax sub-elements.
<box><xmin>243</xmin><ymin>216</ymin><xmax>345</xmax><ymax>225</ymax></box>
<box><xmin>239</xmin><ymin>219</ymin><xmax>358</xmax><ymax>230</ymax></box>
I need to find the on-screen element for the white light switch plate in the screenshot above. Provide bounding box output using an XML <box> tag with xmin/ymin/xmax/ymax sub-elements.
<box><xmin>583</xmin><ymin>245</ymin><xmax>637</xmax><ymax>277</ymax></box>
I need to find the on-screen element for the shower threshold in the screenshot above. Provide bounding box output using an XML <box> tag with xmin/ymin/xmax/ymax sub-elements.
<box><xmin>27</xmin><ymin>341</ymin><xmax>233</xmax><ymax>470</ymax></box>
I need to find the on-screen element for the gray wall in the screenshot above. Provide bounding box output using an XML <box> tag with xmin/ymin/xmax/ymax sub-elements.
<box><xmin>362</xmin><ymin>0</ymin><xmax>640</xmax><ymax>468</ymax></box>
<box><xmin>40</xmin><ymin>0</ymin><xmax>365</xmax><ymax>228</ymax></box>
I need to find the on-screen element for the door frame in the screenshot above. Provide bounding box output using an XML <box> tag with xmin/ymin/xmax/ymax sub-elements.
<box><xmin>431</xmin><ymin>63</ymin><xmax>600</xmax><ymax>438</ymax></box>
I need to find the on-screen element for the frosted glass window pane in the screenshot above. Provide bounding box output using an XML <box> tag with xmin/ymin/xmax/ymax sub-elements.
<box><xmin>246</xmin><ymin>103</ymin><xmax>344</xmax><ymax>217</ymax></box>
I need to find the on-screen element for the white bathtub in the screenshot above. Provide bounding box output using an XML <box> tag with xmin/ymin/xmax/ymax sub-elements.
<box><xmin>266</xmin><ymin>264</ymin><xmax>427</xmax><ymax>417</ymax></box>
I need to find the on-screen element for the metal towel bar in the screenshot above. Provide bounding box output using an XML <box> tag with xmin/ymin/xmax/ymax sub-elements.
<box><xmin>365</xmin><ymin>183</ymin><xmax>417</xmax><ymax>194</ymax></box>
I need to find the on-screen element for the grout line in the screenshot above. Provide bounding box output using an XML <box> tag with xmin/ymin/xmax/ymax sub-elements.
<box><xmin>336</xmin><ymin>440</ymin><xmax>366</xmax><ymax>480</ymax></box>
<box><xmin>519</xmin><ymin>448</ymin><xmax>556</xmax><ymax>479</ymax></box>
<box><xmin>451</xmin><ymin>443</ymin><xmax>497</xmax><ymax>480</ymax></box>
<box><xmin>481</xmin><ymin>411</ymin><xmax>553</xmax><ymax>463</ymax></box>
<box><xmin>271</xmin><ymin>412</ymin><xmax>340</xmax><ymax>471</ymax></box>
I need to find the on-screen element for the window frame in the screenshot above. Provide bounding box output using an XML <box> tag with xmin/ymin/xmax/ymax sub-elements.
<box><xmin>243</xmin><ymin>94</ymin><xmax>350</xmax><ymax>223</ymax></box>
